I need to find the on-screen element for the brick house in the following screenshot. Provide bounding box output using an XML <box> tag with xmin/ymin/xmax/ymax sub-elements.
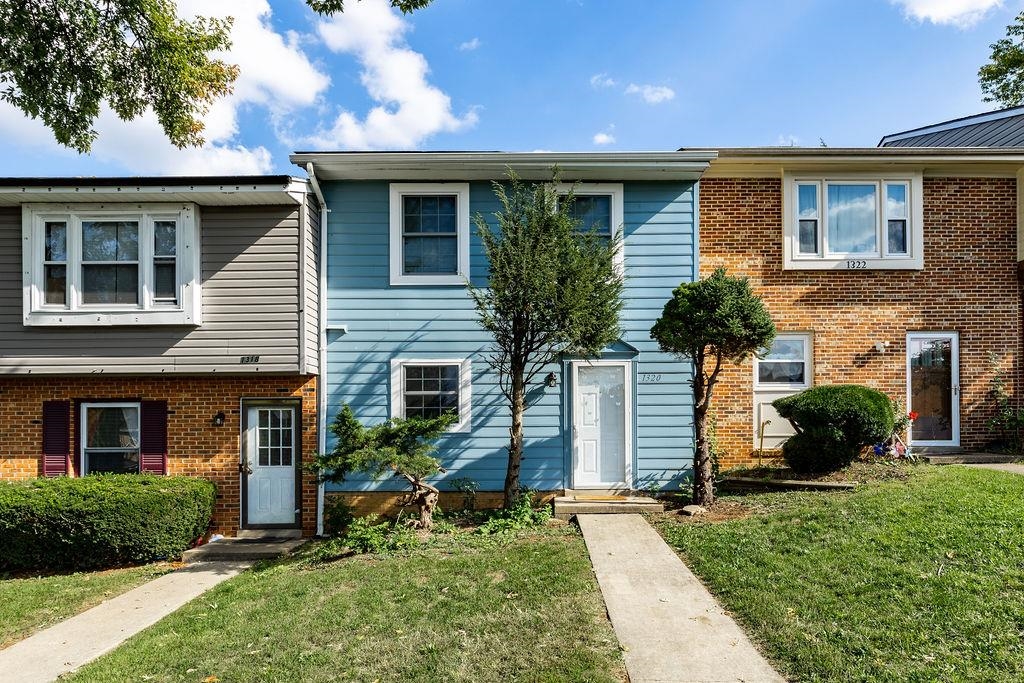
<box><xmin>0</xmin><ymin>176</ymin><xmax>321</xmax><ymax>536</ymax></box>
<box><xmin>697</xmin><ymin>147</ymin><xmax>1024</xmax><ymax>467</ymax></box>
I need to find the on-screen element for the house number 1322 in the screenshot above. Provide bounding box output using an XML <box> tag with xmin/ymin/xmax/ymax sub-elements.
<box><xmin>846</xmin><ymin>260</ymin><xmax>867</xmax><ymax>269</ymax></box>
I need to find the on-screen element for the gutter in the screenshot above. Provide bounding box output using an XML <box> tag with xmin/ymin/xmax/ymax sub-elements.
<box><xmin>306</xmin><ymin>162</ymin><xmax>329</xmax><ymax>537</ymax></box>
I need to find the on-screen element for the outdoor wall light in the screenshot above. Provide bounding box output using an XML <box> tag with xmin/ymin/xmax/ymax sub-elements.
<box><xmin>212</xmin><ymin>411</ymin><xmax>226</xmax><ymax>427</ymax></box>
<box><xmin>545</xmin><ymin>372</ymin><xmax>558</xmax><ymax>388</ymax></box>
<box><xmin>874</xmin><ymin>341</ymin><xmax>891</xmax><ymax>353</ymax></box>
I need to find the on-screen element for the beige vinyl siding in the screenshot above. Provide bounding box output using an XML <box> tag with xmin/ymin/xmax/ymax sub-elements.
<box><xmin>0</xmin><ymin>204</ymin><xmax>312</xmax><ymax>374</ymax></box>
<box><xmin>303</xmin><ymin>193</ymin><xmax>321</xmax><ymax>374</ymax></box>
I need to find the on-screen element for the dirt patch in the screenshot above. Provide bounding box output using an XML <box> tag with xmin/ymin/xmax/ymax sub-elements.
<box><xmin>725</xmin><ymin>459</ymin><xmax>914</xmax><ymax>485</ymax></box>
<box><xmin>655</xmin><ymin>500</ymin><xmax>753</xmax><ymax>524</ymax></box>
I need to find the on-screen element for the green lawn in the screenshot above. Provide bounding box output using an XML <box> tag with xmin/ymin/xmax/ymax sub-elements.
<box><xmin>657</xmin><ymin>465</ymin><xmax>1024</xmax><ymax>682</ymax></box>
<box><xmin>0</xmin><ymin>563</ymin><xmax>172</xmax><ymax>649</ymax></box>
<box><xmin>69</xmin><ymin>525</ymin><xmax>625</xmax><ymax>683</ymax></box>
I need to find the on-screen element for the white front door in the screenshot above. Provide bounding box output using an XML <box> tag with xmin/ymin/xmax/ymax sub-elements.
<box><xmin>573</xmin><ymin>362</ymin><xmax>631</xmax><ymax>488</ymax></box>
<box><xmin>245</xmin><ymin>406</ymin><xmax>297</xmax><ymax>526</ymax></box>
<box><xmin>907</xmin><ymin>333</ymin><xmax>960</xmax><ymax>447</ymax></box>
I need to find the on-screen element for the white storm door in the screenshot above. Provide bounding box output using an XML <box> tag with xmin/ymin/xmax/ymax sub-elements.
<box><xmin>245</xmin><ymin>406</ymin><xmax>297</xmax><ymax>525</ymax></box>
<box><xmin>907</xmin><ymin>333</ymin><xmax>960</xmax><ymax>447</ymax></box>
<box><xmin>573</xmin><ymin>363</ymin><xmax>630</xmax><ymax>488</ymax></box>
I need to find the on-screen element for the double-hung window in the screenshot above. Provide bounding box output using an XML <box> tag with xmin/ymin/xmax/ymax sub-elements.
<box><xmin>390</xmin><ymin>358</ymin><xmax>472</xmax><ymax>432</ymax></box>
<box><xmin>556</xmin><ymin>182</ymin><xmax>624</xmax><ymax>271</ymax></box>
<box><xmin>389</xmin><ymin>183</ymin><xmax>470</xmax><ymax>285</ymax></box>
<box><xmin>785</xmin><ymin>174</ymin><xmax>922</xmax><ymax>270</ymax></box>
<box><xmin>81</xmin><ymin>403</ymin><xmax>141</xmax><ymax>474</ymax></box>
<box><xmin>754</xmin><ymin>334</ymin><xmax>812</xmax><ymax>390</ymax></box>
<box><xmin>23</xmin><ymin>204</ymin><xmax>198</xmax><ymax>325</ymax></box>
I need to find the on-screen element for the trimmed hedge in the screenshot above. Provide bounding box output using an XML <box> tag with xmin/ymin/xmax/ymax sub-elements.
<box><xmin>774</xmin><ymin>385</ymin><xmax>896</xmax><ymax>474</ymax></box>
<box><xmin>0</xmin><ymin>475</ymin><xmax>215</xmax><ymax>571</ymax></box>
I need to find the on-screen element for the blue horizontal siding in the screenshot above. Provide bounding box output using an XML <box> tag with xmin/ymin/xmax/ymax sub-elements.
<box><xmin>324</xmin><ymin>179</ymin><xmax>695</xmax><ymax>493</ymax></box>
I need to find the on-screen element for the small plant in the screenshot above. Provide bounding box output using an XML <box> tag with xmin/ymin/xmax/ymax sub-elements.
<box><xmin>477</xmin><ymin>490</ymin><xmax>551</xmax><ymax>535</ymax></box>
<box><xmin>341</xmin><ymin>514</ymin><xmax>418</xmax><ymax>554</ymax></box>
<box><xmin>323</xmin><ymin>497</ymin><xmax>355</xmax><ymax>536</ymax></box>
<box><xmin>987</xmin><ymin>353</ymin><xmax>1024</xmax><ymax>453</ymax></box>
<box><xmin>309</xmin><ymin>405</ymin><xmax>457</xmax><ymax>530</ymax></box>
<box><xmin>449</xmin><ymin>477</ymin><xmax>481</xmax><ymax>511</ymax></box>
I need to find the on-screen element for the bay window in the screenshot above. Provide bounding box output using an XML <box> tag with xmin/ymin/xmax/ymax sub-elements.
<box><xmin>23</xmin><ymin>204</ymin><xmax>198</xmax><ymax>325</ymax></box>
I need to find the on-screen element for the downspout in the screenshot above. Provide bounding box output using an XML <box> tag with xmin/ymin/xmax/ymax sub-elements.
<box><xmin>307</xmin><ymin>162</ymin><xmax>329</xmax><ymax>537</ymax></box>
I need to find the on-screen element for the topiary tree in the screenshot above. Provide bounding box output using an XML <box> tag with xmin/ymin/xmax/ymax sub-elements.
<box><xmin>309</xmin><ymin>405</ymin><xmax>456</xmax><ymax>530</ymax></box>
<box><xmin>651</xmin><ymin>268</ymin><xmax>775</xmax><ymax>506</ymax></box>
<box><xmin>469</xmin><ymin>171</ymin><xmax>624</xmax><ymax>508</ymax></box>
<box><xmin>773</xmin><ymin>384</ymin><xmax>896</xmax><ymax>474</ymax></box>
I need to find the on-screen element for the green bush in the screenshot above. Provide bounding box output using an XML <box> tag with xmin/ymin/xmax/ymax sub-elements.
<box><xmin>338</xmin><ymin>514</ymin><xmax>418</xmax><ymax>554</ymax></box>
<box><xmin>774</xmin><ymin>385</ymin><xmax>896</xmax><ymax>474</ymax></box>
<box><xmin>476</xmin><ymin>490</ymin><xmax>551</xmax><ymax>536</ymax></box>
<box><xmin>0</xmin><ymin>475</ymin><xmax>216</xmax><ymax>571</ymax></box>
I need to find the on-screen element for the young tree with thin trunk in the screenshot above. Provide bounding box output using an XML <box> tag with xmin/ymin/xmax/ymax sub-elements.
<box><xmin>650</xmin><ymin>268</ymin><xmax>775</xmax><ymax>507</ymax></box>
<box><xmin>469</xmin><ymin>173</ymin><xmax>624</xmax><ymax>508</ymax></box>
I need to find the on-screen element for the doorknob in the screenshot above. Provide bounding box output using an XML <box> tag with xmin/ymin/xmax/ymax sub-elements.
<box><xmin>240</xmin><ymin>460</ymin><xmax>253</xmax><ymax>475</ymax></box>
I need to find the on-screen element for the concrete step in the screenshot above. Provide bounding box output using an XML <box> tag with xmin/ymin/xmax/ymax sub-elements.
<box><xmin>182</xmin><ymin>538</ymin><xmax>306</xmax><ymax>564</ymax></box>
<box><xmin>924</xmin><ymin>452</ymin><xmax>1020</xmax><ymax>465</ymax></box>
<box><xmin>235</xmin><ymin>528</ymin><xmax>302</xmax><ymax>540</ymax></box>
<box><xmin>553</xmin><ymin>495</ymin><xmax>663</xmax><ymax>520</ymax></box>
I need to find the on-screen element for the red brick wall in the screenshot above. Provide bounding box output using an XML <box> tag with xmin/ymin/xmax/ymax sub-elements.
<box><xmin>0</xmin><ymin>375</ymin><xmax>318</xmax><ymax>536</ymax></box>
<box><xmin>699</xmin><ymin>176</ymin><xmax>1021</xmax><ymax>467</ymax></box>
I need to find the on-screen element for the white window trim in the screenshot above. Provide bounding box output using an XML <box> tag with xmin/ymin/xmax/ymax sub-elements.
<box><xmin>782</xmin><ymin>173</ymin><xmax>924</xmax><ymax>270</ymax></box>
<box><xmin>753</xmin><ymin>333</ymin><xmax>813</xmax><ymax>391</ymax></box>
<box><xmin>80</xmin><ymin>401</ymin><xmax>142</xmax><ymax>475</ymax></box>
<box><xmin>389</xmin><ymin>183</ymin><xmax>470</xmax><ymax>286</ymax></box>
<box><xmin>556</xmin><ymin>182</ymin><xmax>625</xmax><ymax>272</ymax></box>
<box><xmin>389</xmin><ymin>358</ymin><xmax>472</xmax><ymax>433</ymax></box>
<box><xmin>22</xmin><ymin>203</ymin><xmax>201</xmax><ymax>326</ymax></box>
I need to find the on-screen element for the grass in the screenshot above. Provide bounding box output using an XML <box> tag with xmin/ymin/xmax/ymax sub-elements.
<box><xmin>68</xmin><ymin>524</ymin><xmax>625</xmax><ymax>683</ymax></box>
<box><xmin>656</xmin><ymin>464</ymin><xmax>1024</xmax><ymax>682</ymax></box>
<box><xmin>0</xmin><ymin>563</ymin><xmax>172</xmax><ymax>649</ymax></box>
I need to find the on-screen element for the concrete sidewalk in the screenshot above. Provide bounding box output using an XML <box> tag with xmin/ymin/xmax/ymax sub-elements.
<box><xmin>578</xmin><ymin>514</ymin><xmax>784</xmax><ymax>683</ymax></box>
<box><xmin>965</xmin><ymin>462</ymin><xmax>1024</xmax><ymax>475</ymax></box>
<box><xmin>0</xmin><ymin>561</ymin><xmax>250</xmax><ymax>683</ymax></box>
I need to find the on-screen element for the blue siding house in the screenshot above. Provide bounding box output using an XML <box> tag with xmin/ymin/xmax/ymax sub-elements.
<box><xmin>292</xmin><ymin>152</ymin><xmax>715</xmax><ymax>513</ymax></box>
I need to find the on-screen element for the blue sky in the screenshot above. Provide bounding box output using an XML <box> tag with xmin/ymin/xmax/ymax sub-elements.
<box><xmin>0</xmin><ymin>0</ymin><xmax>1019</xmax><ymax>177</ymax></box>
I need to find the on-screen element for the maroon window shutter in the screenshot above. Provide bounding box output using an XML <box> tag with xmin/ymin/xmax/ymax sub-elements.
<box><xmin>140</xmin><ymin>401</ymin><xmax>168</xmax><ymax>475</ymax></box>
<box><xmin>42</xmin><ymin>400</ymin><xmax>71</xmax><ymax>477</ymax></box>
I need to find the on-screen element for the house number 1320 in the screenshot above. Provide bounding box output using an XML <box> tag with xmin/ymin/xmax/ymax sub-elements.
<box><xmin>641</xmin><ymin>374</ymin><xmax>662</xmax><ymax>383</ymax></box>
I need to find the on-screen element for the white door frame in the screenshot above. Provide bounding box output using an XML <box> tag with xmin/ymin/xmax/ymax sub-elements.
<box><xmin>906</xmin><ymin>332</ymin><xmax>960</xmax><ymax>447</ymax></box>
<box><xmin>241</xmin><ymin>399</ymin><xmax>302</xmax><ymax>529</ymax></box>
<box><xmin>570</xmin><ymin>359</ymin><xmax>633</xmax><ymax>489</ymax></box>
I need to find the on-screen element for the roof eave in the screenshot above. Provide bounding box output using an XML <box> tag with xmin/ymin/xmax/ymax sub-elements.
<box><xmin>0</xmin><ymin>176</ymin><xmax>309</xmax><ymax>207</ymax></box>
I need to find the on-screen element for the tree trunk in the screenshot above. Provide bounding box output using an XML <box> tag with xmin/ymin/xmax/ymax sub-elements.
<box><xmin>691</xmin><ymin>363</ymin><xmax>715</xmax><ymax>507</ymax></box>
<box><xmin>417</xmin><ymin>487</ymin><xmax>438</xmax><ymax>530</ymax></box>
<box><xmin>504</xmin><ymin>370</ymin><xmax>526</xmax><ymax>509</ymax></box>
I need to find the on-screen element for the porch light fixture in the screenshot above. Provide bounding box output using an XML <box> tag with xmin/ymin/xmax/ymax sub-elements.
<box><xmin>545</xmin><ymin>372</ymin><xmax>558</xmax><ymax>388</ymax></box>
<box><xmin>212</xmin><ymin>411</ymin><xmax>226</xmax><ymax>427</ymax></box>
<box><xmin>874</xmin><ymin>341</ymin><xmax>891</xmax><ymax>353</ymax></box>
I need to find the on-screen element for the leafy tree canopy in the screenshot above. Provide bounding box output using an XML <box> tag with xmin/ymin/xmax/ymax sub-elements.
<box><xmin>980</xmin><ymin>11</ymin><xmax>1024</xmax><ymax>106</ymax></box>
<box><xmin>0</xmin><ymin>0</ymin><xmax>433</xmax><ymax>153</ymax></box>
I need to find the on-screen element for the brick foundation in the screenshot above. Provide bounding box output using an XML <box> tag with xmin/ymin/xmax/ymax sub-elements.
<box><xmin>0</xmin><ymin>375</ymin><xmax>319</xmax><ymax>536</ymax></box>
<box><xmin>325</xmin><ymin>490</ymin><xmax>559</xmax><ymax>522</ymax></box>
<box><xmin>699</xmin><ymin>176</ymin><xmax>1021</xmax><ymax>468</ymax></box>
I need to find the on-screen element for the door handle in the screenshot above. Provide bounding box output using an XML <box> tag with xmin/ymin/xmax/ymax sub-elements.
<box><xmin>240</xmin><ymin>460</ymin><xmax>253</xmax><ymax>475</ymax></box>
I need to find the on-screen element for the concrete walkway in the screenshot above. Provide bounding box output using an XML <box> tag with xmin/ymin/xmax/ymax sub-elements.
<box><xmin>966</xmin><ymin>462</ymin><xmax>1024</xmax><ymax>475</ymax></box>
<box><xmin>578</xmin><ymin>514</ymin><xmax>784</xmax><ymax>683</ymax></box>
<box><xmin>0</xmin><ymin>561</ymin><xmax>250</xmax><ymax>683</ymax></box>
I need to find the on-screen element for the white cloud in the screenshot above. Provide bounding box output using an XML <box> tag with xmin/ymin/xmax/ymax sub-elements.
<box><xmin>593</xmin><ymin>124</ymin><xmax>616</xmax><ymax>145</ymax></box>
<box><xmin>625</xmin><ymin>83</ymin><xmax>675</xmax><ymax>104</ymax></box>
<box><xmin>0</xmin><ymin>0</ymin><xmax>330</xmax><ymax>175</ymax></box>
<box><xmin>458</xmin><ymin>37</ymin><xmax>481</xmax><ymax>51</ymax></box>
<box><xmin>310</xmin><ymin>0</ymin><xmax>477</xmax><ymax>149</ymax></box>
<box><xmin>590</xmin><ymin>73</ymin><xmax>617</xmax><ymax>88</ymax></box>
<box><xmin>891</xmin><ymin>0</ymin><xmax>1002</xmax><ymax>27</ymax></box>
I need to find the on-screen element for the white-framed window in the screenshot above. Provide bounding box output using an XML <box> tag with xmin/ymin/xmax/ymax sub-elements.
<box><xmin>389</xmin><ymin>183</ymin><xmax>470</xmax><ymax>285</ymax></box>
<box><xmin>389</xmin><ymin>358</ymin><xmax>472</xmax><ymax>432</ymax></box>
<box><xmin>754</xmin><ymin>334</ymin><xmax>812</xmax><ymax>390</ymax></box>
<box><xmin>783</xmin><ymin>173</ymin><xmax>923</xmax><ymax>270</ymax></box>
<box><xmin>22</xmin><ymin>203</ymin><xmax>200</xmax><ymax>326</ymax></box>
<box><xmin>81</xmin><ymin>402</ymin><xmax>141</xmax><ymax>474</ymax></box>
<box><xmin>556</xmin><ymin>182</ymin><xmax>625</xmax><ymax>271</ymax></box>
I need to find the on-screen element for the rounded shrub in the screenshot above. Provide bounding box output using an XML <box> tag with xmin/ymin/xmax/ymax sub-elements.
<box><xmin>0</xmin><ymin>474</ymin><xmax>216</xmax><ymax>571</ymax></box>
<box><xmin>773</xmin><ymin>385</ymin><xmax>896</xmax><ymax>474</ymax></box>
